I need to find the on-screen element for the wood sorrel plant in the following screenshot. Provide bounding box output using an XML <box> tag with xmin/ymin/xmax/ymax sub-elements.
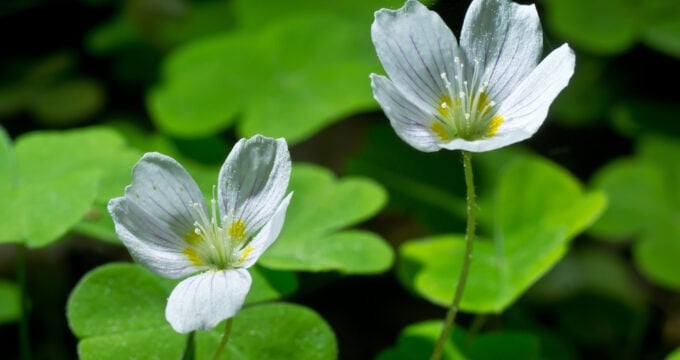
<box><xmin>108</xmin><ymin>135</ymin><xmax>292</xmax><ymax>358</ymax></box>
<box><xmin>369</xmin><ymin>0</ymin><xmax>575</xmax><ymax>358</ymax></box>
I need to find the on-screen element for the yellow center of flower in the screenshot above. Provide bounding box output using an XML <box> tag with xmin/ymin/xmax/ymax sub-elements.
<box><xmin>228</xmin><ymin>219</ymin><xmax>246</xmax><ymax>242</ymax></box>
<box><xmin>430</xmin><ymin>58</ymin><xmax>504</xmax><ymax>141</ymax></box>
<box><xmin>181</xmin><ymin>186</ymin><xmax>254</xmax><ymax>270</ymax></box>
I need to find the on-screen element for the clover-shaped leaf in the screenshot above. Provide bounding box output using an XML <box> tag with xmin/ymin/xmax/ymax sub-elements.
<box><xmin>0</xmin><ymin>126</ymin><xmax>138</xmax><ymax>247</ymax></box>
<box><xmin>67</xmin><ymin>263</ymin><xmax>333</xmax><ymax>359</ymax></box>
<box><xmin>591</xmin><ymin>135</ymin><xmax>680</xmax><ymax>290</ymax></box>
<box><xmin>259</xmin><ymin>164</ymin><xmax>393</xmax><ymax>274</ymax></box>
<box><xmin>398</xmin><ymin>157</ymin><xmax>606</xmax><ymax>312</ymax></box>
<box><xmin>148</xmin><ymin>1</ymin><xmax>400</xmax><ymax>144</ymax></box>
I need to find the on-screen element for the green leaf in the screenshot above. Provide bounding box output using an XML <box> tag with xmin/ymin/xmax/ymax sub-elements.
<box><xmin>29</xmin><ymin>78</ymin><xmax>105</xmax><ymax>125</ymax></box>
<box><xmin>260</xmin><ymin>164</ymin><xmax>394</xmax><ymax>273</ymax></box>
<box><xmin>528</xmin><ymin>247</ymin><xmax>646</xmax><ymax>308</ymax></box>
<box><xmin>0</xmin><ymin>128</ymin><xmax>103</xmax><ymax>246</ymax></box>
<box><xmin>195</xmin><ymin>303</ymin><xmax>337</xmax><ymax>360</ymax></box>
<box><xmin>667</xmin><ymin>348</ymin><xmax>680</xmax><ymax>360</ymax></box>
<box><xmin>397</xmin><ymin>157</ymin><xmax>606</xmax><ymax>312</ymax></box>
<box><xmin>0</xmin><ymin>126</ymin><xmax>145</xmax><ymax>246</ymax></box>
<box><xmin>0</xmin><ymin>280</ymin><xmax>21</xmax><ymax>324</ymax></box>
<box><xmin>68</xmin><ymin>263</ymin><xmax>332</xmax><ymax>360</ymax></box>
<box><xmin>641</xmin><ymin>0</ymin><xmax>680</xmax><ymax>58</ymax></box>
<box><xmin>376</xmin><ymin>321</ymin><xmax>466</xmax><ymax>360</ymax></box>
<box><xmin>377</xmin><ymin>320</ymin><xmax>541</xmax><ymax>360</ymax></box>
<box><xmin>542</xmin><ymin>0</ymin><xmax>639</xmax><ymax>54</ymax></box>
<box><xmin>590</xmin><ymin>135</ymin><xmax>680</xmax><ymax>290</ymax></box>
<box><xmin>149</xmin><ymin>3</ymin><xmax>389</xmax><ymax>144</ymax></box>
<box><xmin>589</xmin><ymin>159</ymin><xmax>665</xmax><ymax>239</ymax></box>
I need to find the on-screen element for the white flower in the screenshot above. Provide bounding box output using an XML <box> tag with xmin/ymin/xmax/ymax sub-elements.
<box><xmin>370</xmin><ymin>0</ymin><xmax>575</xmax><ymax>152</ymax></box>
<box><xmin>108</xmin><ymin>135</ymin><xmax>292</xmax><ymax>333</ymax></box>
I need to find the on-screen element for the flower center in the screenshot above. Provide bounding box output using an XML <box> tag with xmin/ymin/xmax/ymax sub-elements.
<box><xmin>181</xmin><ymin>186</ymin><xmax>250</xmax><ymax>269</ymax></box>
<box><xmin>430</xmin><ymin>57</ymin><xmax>504</xmax><ymax>141</ymax></box>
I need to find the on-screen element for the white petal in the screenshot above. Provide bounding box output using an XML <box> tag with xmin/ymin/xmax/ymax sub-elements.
<box><xmin>109</xmin><ymin>198</ymin><xmax>200</xmax><ymax>278</ymax></box>
<box><xmin>372</xmin><ymin>0</ymin><xmax>461</xmax><ymax>111</ymax></box>
<box><xmin>495</xmin><ymin>44</ymin><xmax>575</xmax><ymax>139</ymax></box>
<box><xmin>237</xmin><ymin>192</ymin><xmax>292</xmax><ymax>268</ymax></box>
<box><xmin>108</xmin><ymin>152</ymin><xmax>208</xmax><ymax>278</ymax></box>
<box><xmin>438</xmin><ymin>137</ymin><xmax>509</xmax><ymax>152</ymax></box>
<box><xmin>371</xmin><ymin>74</ymin><xmax>441</xmax><ymax>152</ymax></box>
<box><xmin>218</xmin><ymin>135</ymin><xmax>291</xmax><ymax>236</ymax></box>
<box><xmin>165</xmin><ymin>269</ymin><xmax>252</xmax><ymax>333</ymax></box>
<box><xmin>460</xmin><ymin>0</ymin><xmax>543</xmax><ymax>102</ymax></box>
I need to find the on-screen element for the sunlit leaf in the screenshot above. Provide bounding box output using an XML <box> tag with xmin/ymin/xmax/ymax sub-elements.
<box><xmin>398</xmin><ymin>157</ymin><xmax>606</xmax><ymax>312</ymax></box>
<box><xmin>67</xmin><ymin>263</ymin><xmax>333</xmax><ymax>360</ymax></box>
<box><xmin>260</xmin><ymin>164</ymin><xmax>394</xmax><ymax>274</ymax></box>
<box><xmin>0</xmin><ymin>128</ymin><xmax>111</xmax><ymax>246</ymax></box>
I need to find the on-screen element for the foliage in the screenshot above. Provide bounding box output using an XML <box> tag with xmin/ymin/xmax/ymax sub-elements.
<box><xmin>0</xmin><ymin>0</ymin><xmax>678</xmax><ymax>358</ymax></box>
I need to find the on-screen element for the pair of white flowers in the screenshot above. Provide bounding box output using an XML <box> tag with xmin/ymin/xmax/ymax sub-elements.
<box><xmin>110</xmin><ymin>0</ymin><xmax>573</xmax><ymax>334</ymax></box>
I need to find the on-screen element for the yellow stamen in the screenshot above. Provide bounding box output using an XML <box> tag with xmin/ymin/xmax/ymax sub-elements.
<box><xmin>475</xmin><ymin>91</ymin><xmax>491</xmax><ymax>115</ymax></box>
<box><xmin>430</xmin><ymin>122</ymin><xmax>450</xmax><ymax>141</ymax></box>
<box><xmin>184</xmin><ymin>230</ymin><xmax>202</xmax><ymax>245</ymax></box>
<box><xmin>486</xmin><ymin>115</ymin><xmax>504</xmax><ymax>137</ymax></box>
<box><xmin>183</xmin><ymin>247</ymin><xmax>202</xmax><ymax>266</ymax></box>
<box><xmin>228</xmin><ymin>219</ymin><xmax>246</xmax><ymax>242</ymax></box>
<box><xmin>239</xmin><ymin>245</ymin><xmax>254</xmax><ymax>264</ymax></box>
<box><xmin>437</xmin><ymin>95</ymin><xmax>453</xmax><ymax>117</ymax></box>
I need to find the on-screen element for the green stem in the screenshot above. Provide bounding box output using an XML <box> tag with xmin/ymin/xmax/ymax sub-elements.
<box><xmin>17</xmin><ymin>244</ymin><xmax>30</xmax><ymax>360</ymax></box>
<box><xmin>430</xmin><ymin>151</ymin><xmax>477</xmax><ymax>360</ymax></box>
<box><xmin>212</xmin><ymin>318</ymin><xmax>233</xmax><ymax>360</ymax></box>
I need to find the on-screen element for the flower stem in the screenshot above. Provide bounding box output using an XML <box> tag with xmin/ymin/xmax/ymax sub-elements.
<box><xmin>212</xmin><ymin>318</ymin><xmax>233</xmax><ymax>360</ymax></box>
<box><xmin>17</xmin><ymin>244</ymin><xmax>30</xmax><ymax>360</ymax></box>
<box><xmin>430</xmin><ymin>151</ymin><xmax>477</xmax><ymax>360</ymax></box>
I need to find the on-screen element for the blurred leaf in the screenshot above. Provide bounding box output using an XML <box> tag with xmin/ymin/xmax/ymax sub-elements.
<box><xmin>87</xmin><ymin>1</ymin><xmax>236</xmax><ymax>54</ymax></box>
<box><xmin>543</xmin><ymin>0</ymin><xmax>680</xmax><ymax>58</ymax></box>
<box><xmin>68</xmin><ymin>263</ymin><xmax>332</xmax><ymax>360</ymax></box>
<box><xmin>30</xmin><ymin>78</ymin><xmax>105</xmax><ymax>125</ymax></box>
<box><xmin>0</xmin><ymin>280</ymin><xmax>21</xmax><ymax>324</ymax></box>
<box><xmin>376</xmin><ymin>321</ymin><xmax>466</xmax><ymax>360</ymax></box>
<box><xmin>668</xmin><ymin>348</ymin><xmax>680</xmax><ymax>360</ymax></box>
<box><xmin>232</xmin><ymin>0</ymin><xmax>402</xmax><ymax>29</ymax></box>
<box><xmin>0</xmin><ymin>53</ymin><xmax>105</xmax><ymax>125</ymax></box>
<box><xmin>347</xmin><ymin>123</ymin><xmax>530</xmax><ymax>233</ymax></box>
<box><xmin>550</xmin><ymin>57</ymin><xmax>610</xmax><ymax>127</ymax></box>
<box><xmin>347</xmin><ymin>123</ymin><xmax>467</xmax><ymax>232</ymax></box>
<box><xmin>589</xmin><ymin>159</ymin><xmax>665</xmax><ymax>239</ymax></box>
<box><xmin>640</xmin><ymin>0</ymin><xmax>680</xmax><ymax>58</ymax></box>
<box><xmin>611</xmin><ymin>100</ymin><xmax>680</xmax><ymax>138</ymax></box>
<box><xmin>260</xmin><ymin>164</ymin><xmax>394</xmax><ymax>273</ymax></box>
<box><xmin>149</xmin><ymin>3</ymin><xmax>390</xmax><ymax>144</ymax></box>
<box><xmin>398</xmin><ymin>156</ymin><xmax>606</xmax><ymax>312</ymax></box>
<box><xmin>528</xmin><ymin>247</ymin><xmax>646</xmax><ymax>308</ymax></box>
<box><xmin>556</xmin><ymin>295</ymin><xmax>643</xmax><ymax>351</ymax></box>
<box><xmin>377</xmin><ymin>320</ymin><xmax>541</xmax><ymax>360</ymax></box>
<box><xmin>590</xmin><ymin>135</ymin><xmax>680</xmax><ymax>290</ymax></box>
<box><xmin>542</xmin><ymin>0</ymin><xmax>639</xmax><ymax>54</ymax></box>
